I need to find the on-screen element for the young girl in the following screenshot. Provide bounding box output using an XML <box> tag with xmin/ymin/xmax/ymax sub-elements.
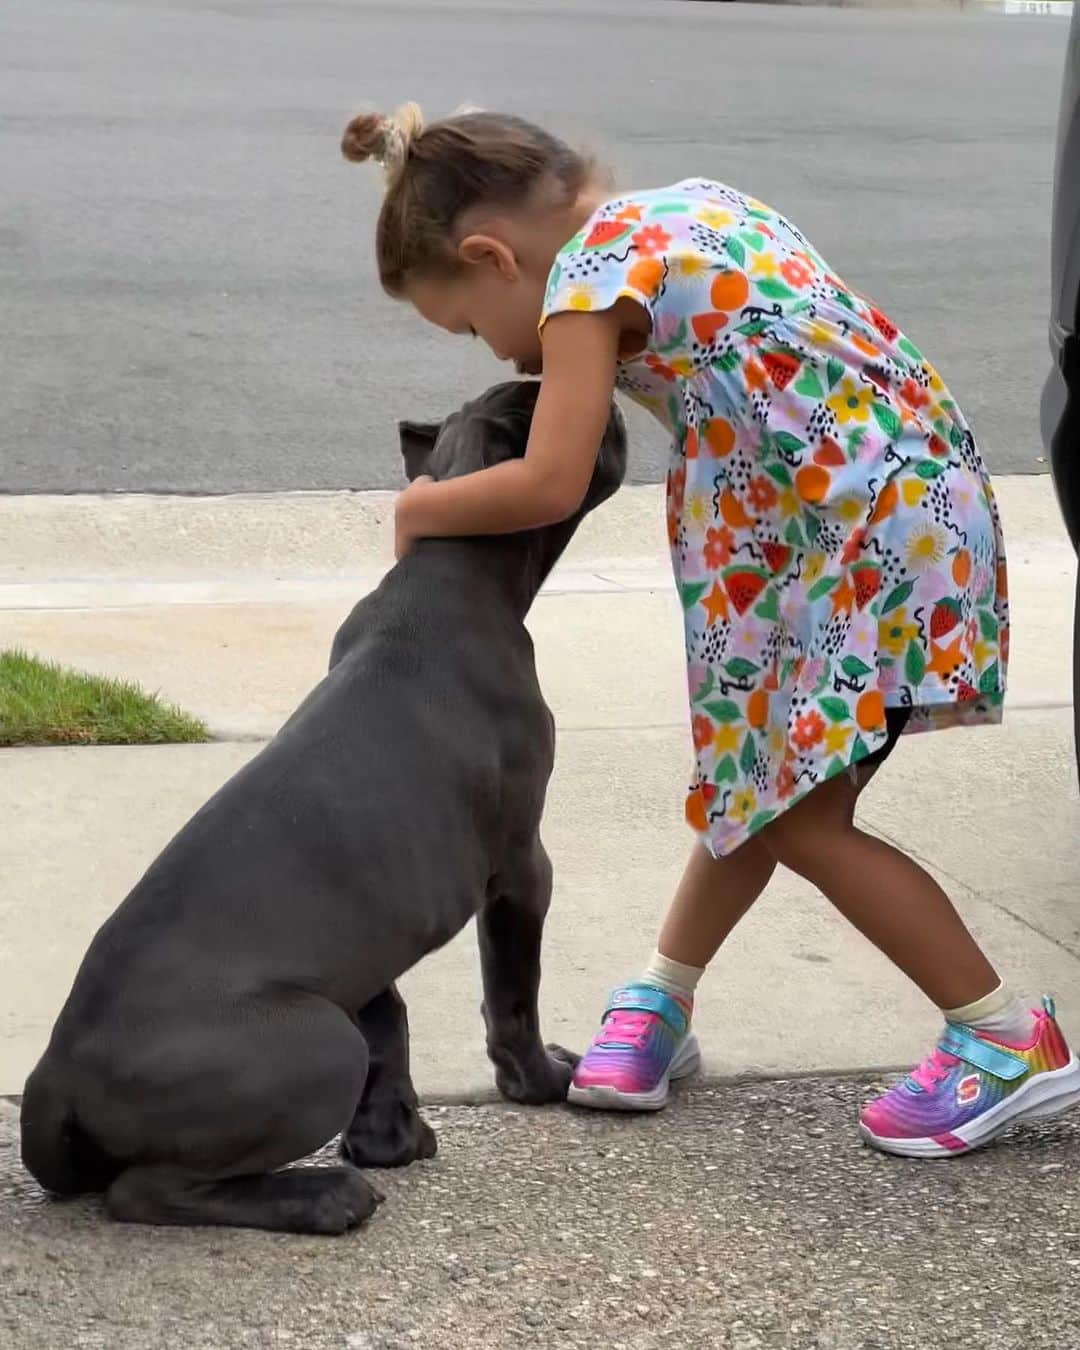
<box><xmin>342</xmin><ymin>103</ymin><xmax>1080</xmax><ymax>1157</ymax></box>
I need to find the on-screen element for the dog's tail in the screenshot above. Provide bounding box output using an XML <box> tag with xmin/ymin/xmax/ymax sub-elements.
<box><xmin>19</xmin><ymin>1062</ymin><xmax>120</xmax><ymax>1196</ymax></box>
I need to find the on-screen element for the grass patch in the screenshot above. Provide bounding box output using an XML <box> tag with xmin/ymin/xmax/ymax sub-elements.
<box><xmin>0</xmin><ymin>649</ymin><xmax>209</xmax><ymax>747</ymax></box>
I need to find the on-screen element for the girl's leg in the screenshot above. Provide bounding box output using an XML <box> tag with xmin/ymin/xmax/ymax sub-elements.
<box><xmin>655</xmin><ymin>836</ymin><xmax>778</xmax><ymax>969</ymax></box>
<box><xmin>568</xmin><ymin>837</ymin><xmax>776</xmax><ymax>1110</ymax></box>
<box><xmin>768</xmin><ymin>767</ymin><xmax>1080</xmax><ymax>1159</ymax></box>
<box><xmin>760</xmin><ymin>770</ymin><xmax>998</xmax><ymax>1009</ymax></box>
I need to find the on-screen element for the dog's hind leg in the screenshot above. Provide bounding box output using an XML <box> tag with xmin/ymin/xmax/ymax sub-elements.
<box><xmin>342</xmin><ymin>984</ymin><xmax>437</xmax><ymax>1169</ymax></box>
<box><xmin>479</xmin><ymin>840</ymin><xmax>577</xmax><ymax>1105</ymax></box>
<box><xmin>105</xmin><ymin>1160</ymin><xmax>381</xmax><ymax>1235</ymax></box>
<box><xmin>105</xmin><ymin>999</ymin><xmax>382</xmax><ymax>1235</ymax></box>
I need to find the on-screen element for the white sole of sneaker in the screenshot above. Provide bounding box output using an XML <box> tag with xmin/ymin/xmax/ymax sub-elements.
<box><xmin>566</xmin><ymin>1033</ymin><xmax>702</xmax><ymax>1113</ymax></box>
<box><xmin>859</xmin><ymin>1054</ymin><xmax>1080</xmax><ymax>1159</ymax></box>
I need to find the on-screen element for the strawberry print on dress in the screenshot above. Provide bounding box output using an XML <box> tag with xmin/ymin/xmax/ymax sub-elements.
<box><xmin>541</xmin><ymin>180</ymin><xmax>1008</xmax><ymax>858</ymax></box>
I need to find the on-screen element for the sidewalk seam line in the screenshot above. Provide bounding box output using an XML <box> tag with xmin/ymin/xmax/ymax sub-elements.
<box><xmin>865</xmin><ymin>817</ymin><xmax>1080</xmax><ymax>964</ymax></box>
<box><xmin>19</xmin><ymin>704</ymin><xmax>1071</xmax><ymax>747</ymax></box>
<box><xmin>0</xmin><ymin>585</ymin><xmax>675</xmax><ymax>611</ymax></box>
<box><xmin>0</xmin><ymin>1065</ymin><xmax>908</xmax><ymax>1111</ymax></box>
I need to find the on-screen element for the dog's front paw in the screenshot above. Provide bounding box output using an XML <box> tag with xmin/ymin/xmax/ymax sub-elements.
<box><xmin>545</xmin><ymin>1042</ymin><xmax>580</xmax><ymax>1073</ymax></box>
<box><xmin>493</xmin><ymin>1044</ymin><xmax>578</xmax><ymax>1105</ymax></box>
<box><xmin>342</xmin><ymin>1101</ymin><xmax>438</xmax><ymax>1169</ymax></box>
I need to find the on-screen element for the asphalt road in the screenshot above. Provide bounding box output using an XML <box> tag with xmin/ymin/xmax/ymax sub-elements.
<box><xmin>4</xmin><ymin>1082</ymin><xmax>1079</xmax><ymax>1349</ymax></box>
<box><xmin>1</xmin><ymin>0</ymin><xmax>1069</xmax><ymax>494</ymax></box>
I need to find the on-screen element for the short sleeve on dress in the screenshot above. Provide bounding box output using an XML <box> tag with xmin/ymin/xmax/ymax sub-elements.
<box><xmin>539</xmin><ymin>205</ymin><xmax>670</xmax><ymax>336</ymax></box>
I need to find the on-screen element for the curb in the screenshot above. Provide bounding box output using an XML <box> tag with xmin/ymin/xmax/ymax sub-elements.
<box><xmin>0</xmin><ymin>1068</ymin><xmax>908</xmax><ymax>1114</ymax></box>
<box><xmin>0</xmin><ymin>477</ymin><xmax>1068</xmax><ymax>585</ymax></box>
<box><xmin>689</xmin><ymin>0</ymin><xmax>1074</xmax><ymax>11</ymax></box>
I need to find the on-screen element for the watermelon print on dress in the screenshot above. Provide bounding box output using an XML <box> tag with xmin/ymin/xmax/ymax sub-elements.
<box><xmin>541</xmin><ymin>180</ymin><xmax>1008</xmax><ymax>858</ymax></box>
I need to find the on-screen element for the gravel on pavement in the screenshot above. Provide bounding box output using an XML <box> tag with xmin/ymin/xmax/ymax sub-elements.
<box><xmin>3</xmin><ymin>1078</ymin><xmax>1078</xmax><ymax>1350</ymax></box>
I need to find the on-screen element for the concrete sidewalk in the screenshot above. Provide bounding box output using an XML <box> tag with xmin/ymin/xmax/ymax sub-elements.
<box><xmin>2</xmin><ymin>478</ymin><xmax>1078</xmax><ymax>1099</ymax></box>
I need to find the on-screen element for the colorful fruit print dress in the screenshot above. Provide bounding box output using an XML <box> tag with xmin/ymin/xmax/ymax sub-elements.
<box><xmin>540</xmin><ymin>180</ymin><xmax>1008</xmax><ymax>858</ymax></box>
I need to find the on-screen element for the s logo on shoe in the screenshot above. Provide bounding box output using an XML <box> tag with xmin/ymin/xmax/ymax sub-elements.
<box><xmin>956</xmin><ymin>1073</ymin><xmax>981</xmax><ymax>1107</ymax></box>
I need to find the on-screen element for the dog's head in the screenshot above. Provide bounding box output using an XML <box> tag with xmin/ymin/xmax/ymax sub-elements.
<box><xmin>398</xmin><ymin>380</ymin><xmax>627</xmax><ymax>518</ymax></box>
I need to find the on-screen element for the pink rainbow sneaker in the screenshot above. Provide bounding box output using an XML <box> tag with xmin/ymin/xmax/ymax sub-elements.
<box><xmin>860</xmin><ymin>996</ymin><xmax>1080</xmax><ymax>1159</ymax></box>
<box><xmin>567</xmin><ymin>983</ymin><xmax>701</xmax><ymax>1112</ymax></box>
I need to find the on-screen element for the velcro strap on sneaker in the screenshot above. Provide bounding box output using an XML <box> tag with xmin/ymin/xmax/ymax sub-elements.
<box><xmin>604</xmin><ymin>985</ymin><xmax>690</xmax><ymax>1038</ymax></box>
<box><xmin>938</xmin><ymin>1024</ymin><xmax>1028</xmax><ymax>1081</ymax></box>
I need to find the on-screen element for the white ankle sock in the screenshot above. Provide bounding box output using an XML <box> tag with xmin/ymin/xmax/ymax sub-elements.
<box><xmin>944</xmin><ymin>982</ymin><xmax>1035</xmax><ymax>1045</ymax></box>
<box><xmin>640</xmin><ymin>950</ymin><xmax>704</xmax><ymax>1005</ymax></box>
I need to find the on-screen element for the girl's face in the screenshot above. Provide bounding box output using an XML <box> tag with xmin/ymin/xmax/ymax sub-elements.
<box><xmin>405</xmin><ymin>237</ymin><xmax>550</xmax><ymax>376</ymax></box>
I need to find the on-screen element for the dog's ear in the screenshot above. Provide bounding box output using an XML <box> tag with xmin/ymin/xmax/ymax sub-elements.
<box><xmin>398</xmin><ymin>420</ymin><xmax>442</xmax><ymax>482</ymax></box>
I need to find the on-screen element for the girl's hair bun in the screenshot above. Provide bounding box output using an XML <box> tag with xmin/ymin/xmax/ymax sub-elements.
<box><xmin>341</xmin><ymin>103</ymin><xmax>424</xmax><ymax>188</ymax></box>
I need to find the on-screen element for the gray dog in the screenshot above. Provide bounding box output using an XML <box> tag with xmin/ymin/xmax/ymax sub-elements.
<box><xmin>20</xmin><ymin>379</ymin><xmax>627</xmax><ymax>1235</ymax></box>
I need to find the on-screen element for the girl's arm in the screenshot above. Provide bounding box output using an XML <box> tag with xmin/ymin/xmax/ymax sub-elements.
<box><xmin>394</xmin><ymin>311</ymin><xmax>621</xmax><ymax>557</ymax></box>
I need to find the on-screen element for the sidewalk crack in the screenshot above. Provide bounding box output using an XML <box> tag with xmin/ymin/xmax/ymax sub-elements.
<box><xmin>862</xmin><ymin>817</ymin><xmax>1080</xmax><ymax>964</ymax></box>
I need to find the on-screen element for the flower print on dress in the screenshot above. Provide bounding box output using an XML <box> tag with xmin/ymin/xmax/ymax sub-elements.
<box><xmin>541</xmin><ymin>180</ymin><xmax>1007</xmax><ymax>857</ymax></box>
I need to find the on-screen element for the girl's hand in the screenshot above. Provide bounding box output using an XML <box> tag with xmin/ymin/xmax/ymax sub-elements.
<box><xmin>389</xmin><ymin>311</ymin><xmax>623</xmax><ymax>549</ymax></box>
<box><xmin>394</xmin><ymin>474</ymin><xmax>435</xmax><ymax>560</ymax></box>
